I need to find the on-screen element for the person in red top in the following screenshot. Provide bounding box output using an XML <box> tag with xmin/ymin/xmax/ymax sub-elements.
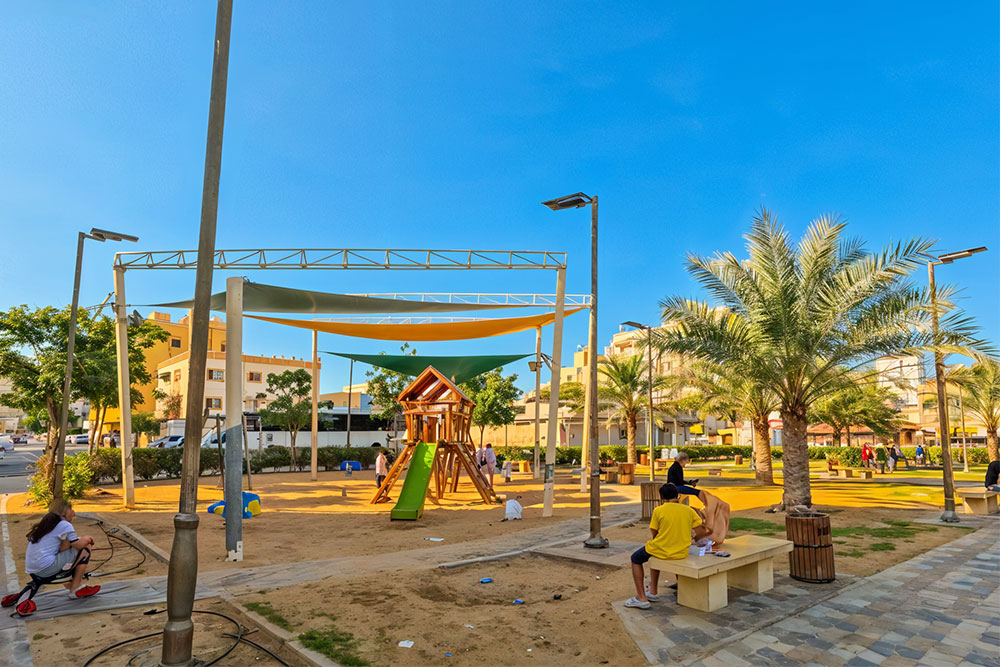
<box><xmin>861</xmin><ymin>443</ymin><xmax>871</xmax><ymax>468</ymax></box>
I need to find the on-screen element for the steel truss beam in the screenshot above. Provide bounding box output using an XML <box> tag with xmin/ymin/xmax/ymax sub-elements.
<box><xmin>114</xmin><ymin>248</ymin><xmax>566</xmax><ymax>270</ymax></box>
<box><xmin>355</xmin><ymin>293</ymin><xmax>591</xmax><ymax>307</ymax></box>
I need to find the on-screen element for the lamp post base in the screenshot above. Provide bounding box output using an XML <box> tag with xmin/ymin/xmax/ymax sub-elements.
<box><xmin>584</xmin><ymin>535</ymin><xmax>609</xmax><ymax>549</ymax></box>
<box><xmin>938</xmin><ymin>509</ymin><xmax>960</xmax><ymax>523</ymax></box>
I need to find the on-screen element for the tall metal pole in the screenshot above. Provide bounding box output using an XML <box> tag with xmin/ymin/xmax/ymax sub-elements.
<box><xmin>543</xmin><ymin>267</ymin><xmax>566</xmax><ymax>518</ymax></box>
<box><xmin>533</xmin><ymin>327</ymin><xmax>541</xmax><ymax>479</ymax></box>
<box><xmin>646</xmin><ymin>325</ymin><xmax>655</xmax><ymax>481</ymax></box>
<box><xmin>959</xmin><ymin>391</ymin><xmax>969</xmax><ymax>473</ymax></box>
<box><xmin>929</xmin><ymin>261</ymin><xmax>959</xmax><ymax>523</ymax></box>
<box><xmin>346</xmin><ymin>359</ymin><xmax>353</xmax><ymax>447</ymax></box>
<box><xmin>163</xmin><ymin>1</ymin><xmax>234</xmax><ymax>663</ymax></box>
<box><xmin>310</xmin><ymin>329</ymin><xmax>319</xmax><ymax>480</ymax></box>
<box><xmin>53</xmin><ymin>232</ymin><xmax>87</xmax><ymax>500</ymax></box>
<box><xmin>224</xmin><ymin>276</ymin><xmax>244</xmax><ymax>561</ymax></box>
<box><xmin>113</xmin><ymin>266</ymin><xmax>135</xmax><ymax>509</ymax></box>
<box><xmin>584</xmin><ymin>197</ymin><xmax>606</xmax><ymax>547</ymax></box>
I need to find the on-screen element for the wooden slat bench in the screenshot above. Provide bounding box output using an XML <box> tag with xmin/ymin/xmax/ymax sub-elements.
<box><xmin>647</xmin><ymin>535</ymin><xmax>793</xmax><ymax>612</ymax></box>
<box><xmin>957</xmin><ymin>488</ymin><xmax>999</xmax><ymax>515</ymax></box>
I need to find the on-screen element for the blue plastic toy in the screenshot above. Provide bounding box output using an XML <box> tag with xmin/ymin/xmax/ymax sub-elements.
<box><xmin>207</xmin><ymin>491</ymin><xmax>262</xmax><ymax>519</ymax></box>
<box><xmin>340</xmin><ymin>460</ymin><xmax>362</xmax><ymax>471</ymax></box>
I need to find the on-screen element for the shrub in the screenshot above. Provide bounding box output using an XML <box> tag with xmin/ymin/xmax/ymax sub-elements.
<box><xmin>200</xmin><ymin>448</ymin><xmax>223</xmax><ymax>476</ymax></box>
<box><xmin>28</xmin><ymin>453</ymin><xmax>93</xmax><ymax>505</ymax></box>
<box><xmin>89</xmin><ymin>448</ymin><xmax>122</xmax><ymax>483</ymax></box>
<box><xmin>133</xmin><ymin>449</ymin><xmax>163</xmax><ymax>480</ymax></box>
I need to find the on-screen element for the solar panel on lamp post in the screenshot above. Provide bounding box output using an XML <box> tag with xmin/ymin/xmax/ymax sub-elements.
<box><xmin>542</xmin><ymin>192</ymin><xmax>607</xmax><ymax>548</ymax></box>
<box><xmin>623</xmin><ymin>321</ymin><xmax>656</xmax><ymax>482</ymax></box>
<box><xmin>927</xmin><ymin>246</ymin><xmax>987</xmax><ymax>523</ymax></box>
<box><xmin>53</xmin><ymin>228</ymin><xmax>138</xmax><ymax>502</ymax></box>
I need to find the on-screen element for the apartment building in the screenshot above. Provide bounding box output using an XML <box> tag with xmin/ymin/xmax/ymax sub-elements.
<box><xmin>156</xmin><ymin>351</ymin><xmax>319</xmax><ymax>419</ymax></box>
<box><xmin>0</xmin><ymin>377</ymin><xmax>24</xmax><ymax>433</ymax></box>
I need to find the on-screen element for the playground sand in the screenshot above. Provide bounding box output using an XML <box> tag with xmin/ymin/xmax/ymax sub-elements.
<box><xmin>238</xmin><ymin>553</ymin><xmax>644</xmax><ymax>666</ymax></box>
<box><xmin>3</xmin><ymin>469</ymin><xmax>640</xmax><ymax>571</ymax></box>
<box><xmin>603</xmin><ymin>505</ymin><xmax>972</xmax><ymax>577</ymax></box>
<box><xmin>27</xmin><ymin>596</ymin><xmax>306</xmax><ymax>666</ymax></box>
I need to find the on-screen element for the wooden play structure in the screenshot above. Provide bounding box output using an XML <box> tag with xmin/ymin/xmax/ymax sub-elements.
<box><xmin>371</xmin><ymin>366</ymin><xmax>496</xmax><ymax>518</ymax></box>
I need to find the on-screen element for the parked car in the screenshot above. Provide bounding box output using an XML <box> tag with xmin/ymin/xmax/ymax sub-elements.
<box><xmin>201</xmin><ymin>431</ymin><xmax>228</xmax><ymax>448</ymax></box>
<box><xmin>0</xmin><ymin>435</ymin><xmax>9</xmax><ymax>455</ymax></box>
<box><xmin>65</xmin><ymin>434</ymin><xmax>89</xmax><ymax>445</ymax></box>
<box><xmin>149</xmin><ymin>435</ymin><xmax>185</xmax><ymax>449</ymax></box>
<box><xmin>11</xmin><ymin>434</ymin><xmax>28</xmax><ymax>444</ymax></box>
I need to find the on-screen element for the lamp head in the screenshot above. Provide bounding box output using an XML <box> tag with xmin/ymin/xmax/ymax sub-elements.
<box><xmin>622</xmin><ymin>320</ymin><xmax>646</xmax><ymax>330</ymax></box>
<box><xmin>541</xmin><ymin>192</ymin><xmax>592</xmax><ymax>210</ymax></box>
<box><xmin>937</xmin><ymin>246</ymin><xmax>987</xmax><ymax>263</ymax></box>
<box><xmin>89</xmin><ymin>227</ymin><xmax>140</xmax><ymax>243</ymax></box>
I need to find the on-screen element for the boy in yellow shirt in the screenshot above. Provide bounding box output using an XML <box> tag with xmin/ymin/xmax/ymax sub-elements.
<box><xmin>626</xmin><ymin>483</ymin><xmax>710</xmax><ymax>609</ymax></box>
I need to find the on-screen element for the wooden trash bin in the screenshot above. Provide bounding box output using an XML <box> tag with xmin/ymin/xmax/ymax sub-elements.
<box><xmin>785</xmin><ymin>512</ymin><xmax>836</xmax><ymax>583</ymax></box>
<box><xmin>640</xmin><ymin>481</ymin><xmax>661</xmax><ymax>520</ymax></box>
<box><xmin>619</xmin><ymin>462</ymin><xmax>636</xmax><ymax>485</ymax></box>
<box><xmin>734</xmin><ymin>454</ymin><xmax>743</xmax><ymax>465</ymax></box>
<box><xmin>640</xmin><ymin>453</ymin><xmax>649</xmax><ymax>466</ymax></box>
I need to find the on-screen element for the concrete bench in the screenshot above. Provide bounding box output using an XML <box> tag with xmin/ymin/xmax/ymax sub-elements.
<box><xmin>513</xmin><ymin>460</ymin><xmax>531</xmax><ymax>474</ymax></box>
<box><xmin>835</xmin><ymin>468</ymin><xmax>873</xmax><ymax>479</ymax></box>
<box><xmin>648</xmin><ymin>535</ymin><xmax>793</xmax><ymax>612</ymax></box>
<box><xmin>957</xmin><ymin>488</ymin><xmax>999</xmax><ymax>515</ymax></box>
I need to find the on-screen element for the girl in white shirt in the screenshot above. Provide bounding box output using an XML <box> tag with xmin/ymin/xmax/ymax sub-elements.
<box><xmin>24</xmin><ymin>500</ymin><xmax>100</xmax><ymax>599</ymax></box>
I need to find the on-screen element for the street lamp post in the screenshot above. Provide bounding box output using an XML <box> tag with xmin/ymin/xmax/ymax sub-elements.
<box><xmin>53</xmin><ymin>228</ymin><xmax>138</xmax><ymax>501</ymax></box>
<box><xmin>542</xmin><ymin>192</ymin><xmax>607</xmax><ymax>548</ymax></box>
<box><xmin>928</xmin><ymin>246</ymin><xmax>987</xmax><ymax>523</ymax></box>
<box><xmin>623</xmin><ymin>322</ymin><xmax>656</xmax><ymax>482</ymax></box>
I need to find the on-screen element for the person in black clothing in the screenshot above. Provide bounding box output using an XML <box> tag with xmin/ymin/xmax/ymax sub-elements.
<box><xmin>985</xmin><ymin>459</ymin><xmax>1000</xmax><ymax>492</ymax></box>
<box><xmin>666</xmin><ymin>452</ymin><xmax>701</xmax><ymax>498</ymax></box>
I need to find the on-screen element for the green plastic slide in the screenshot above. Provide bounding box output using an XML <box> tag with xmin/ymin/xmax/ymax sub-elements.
<box><xmin>390</xmin><ymin>441</ymin><xmax>439</xmax><ymax>520</ymax></box>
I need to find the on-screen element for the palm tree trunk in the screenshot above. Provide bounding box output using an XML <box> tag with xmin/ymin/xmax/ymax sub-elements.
<box><xmin>780</xmin><ymin>407</ymin><xmax>812</xmax><ymax>508</ymax></box>
<box><xmin>988</xmin><ymin>429</ymin><xmax>999</xmax><ymax>462</ymax></box>
<box><xmin>626</xmin><ymin>416</ymin><xmax>637</xmax><ymax>463</ymax></box>
<box><xmin>752</xmin><ymin>416</ymin><xmax>773</xmax><ymax>485</ymax></box>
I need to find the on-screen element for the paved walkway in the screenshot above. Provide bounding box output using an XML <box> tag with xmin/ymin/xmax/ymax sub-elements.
<box><xmin>695</xmin><ymin>523</ymin><xmax>1000</xmax><ymax>666</ymax></box>
<box><xmin>612</xmin><ymin>520</ymin><xmax>1000</xmax><ymax>666</ymax></box>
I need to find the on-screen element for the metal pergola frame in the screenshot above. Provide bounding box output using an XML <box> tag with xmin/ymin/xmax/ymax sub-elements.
<box><xmin>111</xmin><ymin>247</ymin><xmax>570</xmax><ymax>530</ymax></box>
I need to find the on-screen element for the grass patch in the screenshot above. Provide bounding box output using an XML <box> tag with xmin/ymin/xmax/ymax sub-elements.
<box><xmin>841</xmin><ymin>549</ymin><xmax>866</xmax><ymax>558</ymax></box>
<box><xmin>244</xmin><ymin>601</ymin><xmax>293</xmax><ymax>631</ymax></box>
<box><xmin>831</xmin><ymin>521</ymin><xmax>934</xmax><ymax>540</ymax></box>
<box><xmin>298</xmin><ymin>625</ymin><xmax>368</xmax><ymax>666</ymax></box>
<box><xmin>32</xmin><ymin>633</ymin><xmax>47</xmax><ymax>640</ymax></box>
<box><xmin>869</xmin><ymin>542</ymin><xmax>896</xmax><ymax>551</ymax></box>
<box><xmin>729</xmin><ymin>517</ymin><xmax>784</xmax><ymax>535</ymax></box>
<box><xmin>135</xmin><ymin>569</ymin><xmax>144</xmax><ymax>575</ymax></box>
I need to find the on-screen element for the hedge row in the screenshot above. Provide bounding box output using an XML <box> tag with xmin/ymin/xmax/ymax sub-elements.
<box><xmin>87</xmin><ymin>445</ymin><xmax>382</xmax><ymax>483</ymax></box>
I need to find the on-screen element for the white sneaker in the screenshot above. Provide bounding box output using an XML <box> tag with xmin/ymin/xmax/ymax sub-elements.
<box><xmin>625</xmin><ymin>596</ymin><xmax>651</xmax><ymax>609</ymax></box>
<box><xmin>645</xmin><ymin>590</ymin><xmax>663</xmax><ymax>601</ymax></box>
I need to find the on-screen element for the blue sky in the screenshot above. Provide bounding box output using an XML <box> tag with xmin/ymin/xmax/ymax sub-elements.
<box><xmin>1</xmin><ymin>2</ymin><xmax>997</xmax><ymax>393</ymax></box>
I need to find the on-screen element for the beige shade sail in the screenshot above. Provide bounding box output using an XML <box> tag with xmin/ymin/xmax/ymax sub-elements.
<box><xmin>246</xmin><ymin>308</ymin><xmax>585</xmax><ymax>341</ymax></box>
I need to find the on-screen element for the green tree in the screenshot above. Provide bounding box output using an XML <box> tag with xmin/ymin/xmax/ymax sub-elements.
<box><xmin>131</xmin><ymin>411</ymin><xmax>161</xmax><ymax>445</ymax></box>
<box><xmin>655</xmin><ymin>211</ymin><xmax>989</xmax><ymax>509</ymax></box>
<box><xmin>598</xmin><ymin>354</ymin><xmax>667</xmax><ymax>464</ymax></box>
<box><xmin>461</xmin><ymin>369</ymin><xmax>522</xmax><ymax>447</ymax></box>
<box><xmin>673</xmin><ymin>361</ymin><xmax>778</xmax><ymax>484</ymax></box>
<box><xmin>365</xmin><ymin>344</ymin><xmax>417</xmax><ymax>439</ymax></box>
<box><xmin>259</xmin><ymin>369</ymin><xmax>313</xmax><ymax>468</ymax></box>
<box><xmin>955</xmin><ymin>358</ymin><xmax>1000</xmax><ymax>461</ymax></box>
<box><xmin>810</xmin><ymin>381</ymin><xmax>900</xmax><ymax>446</ymax></box>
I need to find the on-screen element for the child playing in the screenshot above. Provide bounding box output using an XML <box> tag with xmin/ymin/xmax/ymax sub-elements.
<box><xmin>24</xmin><ymin>500</ymin><xmax>100</xmax><ymax>599</ymax></box>
<box><xmin>626</xmin><ymin>483</ymin><xmax>709</xmax><ymax>609</ymax></box>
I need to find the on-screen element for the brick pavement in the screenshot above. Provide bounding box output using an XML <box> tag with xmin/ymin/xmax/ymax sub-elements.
<box><xmin>696</xmin><ymin>523</ymin><xmax>1000</xmax><ymax>666</ymax></box>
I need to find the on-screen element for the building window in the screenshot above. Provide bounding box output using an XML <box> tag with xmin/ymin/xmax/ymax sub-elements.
<box><xmin>247</xmin><ymin>371</ymin><xmax>262</xmax><ymax>383</ymax></box>
<box><xmin>170</xmin><ymin>338</ymin><xmax>181</xmax><ymax>348</ymax></box>
<box><xmin>221</xmin><ymin>343</ymin><xmax>226</xmax><ymax>352</ymax></box>
<box><xmin>206</xmin><ymin>397</ymin><xmax>222</xmax><ymax>410</ymax></box>
<box><xmin>173</xmin><ymin>370</ymin><xmax>182</xmax><ymax>383</ymax></box>
<box><xmin>208</xmin><ymin>369</ymin><xmax>224</xmax><ymax>381</ymax></box>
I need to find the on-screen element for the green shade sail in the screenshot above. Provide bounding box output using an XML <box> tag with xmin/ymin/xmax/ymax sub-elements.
<box><xmin>324</xmin><ymin>352</ymin><xmax>530</xmax><ymax>384</ymax></box>
<box><xmin>151</xmin><ymin>281</ymin><xmax>527</xmax><ymax>314</ymax></box>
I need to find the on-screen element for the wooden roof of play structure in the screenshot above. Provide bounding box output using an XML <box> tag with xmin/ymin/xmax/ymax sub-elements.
<box><xmin>399</xmin><ymin>366</ymin><xmax>474</xmax><ymax>445</ymax></box>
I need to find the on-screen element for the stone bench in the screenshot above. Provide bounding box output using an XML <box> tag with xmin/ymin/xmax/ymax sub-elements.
<box><xmin>647</xmin><ymin>534</ymin><xmax>793</xmax><ymax>612</ymax></box>
<box><xmin>836</xmin><ymin>468</ymin><xmax>873</xmax><ymax>479</ymax></box>
<box><xmin>957</xmin><ymin>488</ymin><xmax>999</xmax><ymax>515</ymax></box>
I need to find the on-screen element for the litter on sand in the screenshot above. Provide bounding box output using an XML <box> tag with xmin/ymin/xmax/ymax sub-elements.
<box><xmin>513</xmin><ymin>599</ymin><xmax>524</xmax><ymax>604</ymax></box>
<box><xmin>424</xmin><ymin>537</ymin><xmax>445</xmax><ymax>542</ymax></box>
<box><xmin>553</xmin><ymin>594</ymin><xmax>562</xmax><ymax>600</ymax></box>
<box><xmin>479</xmin><ymin>578</ymin><xmax>493</xmax><ymax>584</ymax></box>
<box><xmin>398</xmin><ymin>640</ymin><xmax>414</xmax><ymax>648</ymax></box>
<box><xmin>464</xmin><ymin>624</ymin><xmax>475</xmax><ymax>629</ymax></box>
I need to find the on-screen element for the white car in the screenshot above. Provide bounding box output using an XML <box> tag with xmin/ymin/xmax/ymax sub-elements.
<box><xmin>149</xmin><ymin>435</ymin><xmax>185</xmax><ymax>449</ymax></box>
<box><xmin>65</xmin><ymin>434</ymin><xmax>89</xmax><ymax>445</ymax></box>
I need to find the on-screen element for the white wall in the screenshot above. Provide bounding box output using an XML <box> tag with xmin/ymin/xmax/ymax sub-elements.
<box><xmin>240</xmin><ymin>430</ymin><xmax>388</xmax><ymax>449</ymax></box>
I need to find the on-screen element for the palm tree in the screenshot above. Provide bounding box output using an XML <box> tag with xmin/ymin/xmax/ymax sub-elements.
<box><xmin>655</xmin><ymin>210</ymin><xmax>988</xmax><ymax>509</ymax></box>
<box><xmin>676</xmin><ymin>361</ymin><xmax>778</xmax><ymax>485</ymax></box>
<box><xmin>957</xmin><ymin>358</ymin><xmax>1000</xmax><ymax>461</ymax></box>
<box><xmin>598</xmin><ymin>355</ymin><xmax>667</xmax><ymax>464</ymax></box>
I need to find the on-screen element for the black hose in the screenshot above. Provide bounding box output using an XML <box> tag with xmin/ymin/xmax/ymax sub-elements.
<box><xmin>85</xmin><ymin>520</ymin><xmax>147</xmax><ymax>577</ymax></box>
<box><xmin>80</xmin><ymin>608</ymin><xmax>286</xmax><ymax>666</ymax></box>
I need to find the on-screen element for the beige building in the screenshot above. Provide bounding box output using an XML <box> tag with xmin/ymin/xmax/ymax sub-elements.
<box><xmin>156</xmin><ymin>351</ymin><xmax>319</xmax><ymax>419</ymax></box>
<box><xmin>0</xmin><ymin>377</ymin><xmax>25</xmax><ymax>433</ymax></box>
